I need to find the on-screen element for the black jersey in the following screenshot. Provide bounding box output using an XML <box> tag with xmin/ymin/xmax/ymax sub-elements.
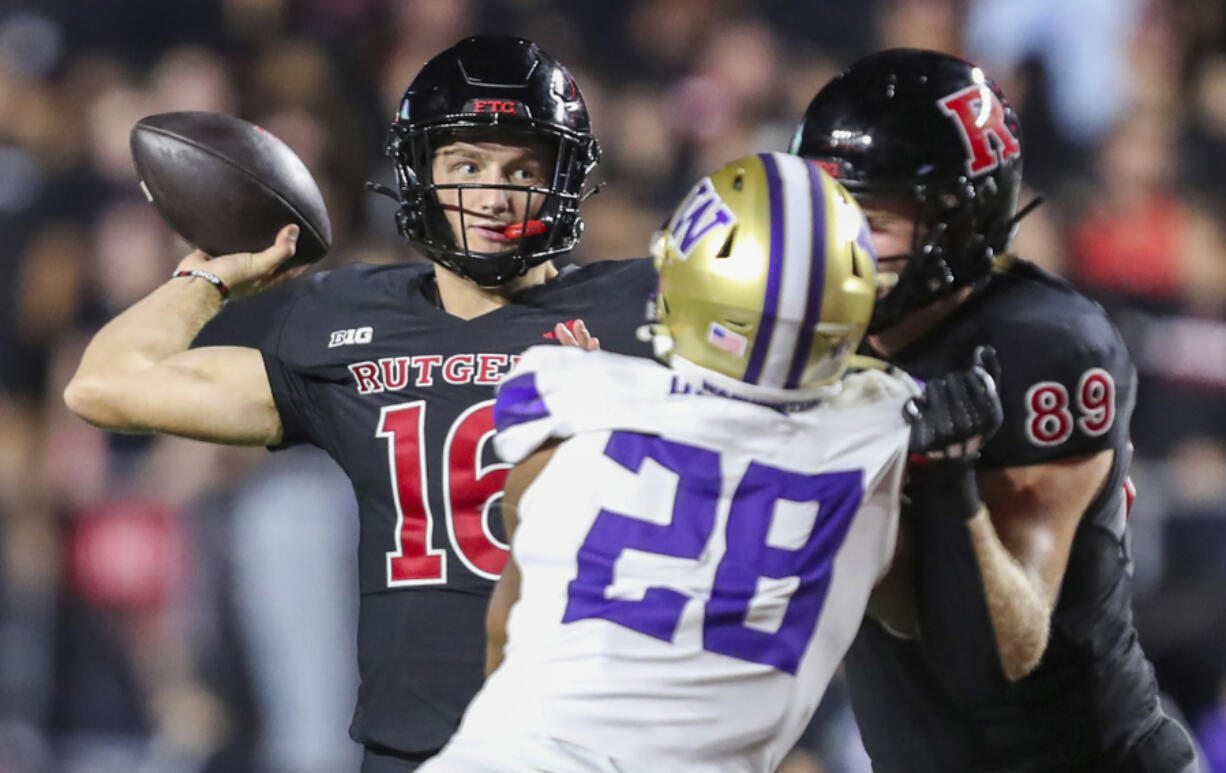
<box><xmin>259</xmin><ymin>258</ymin><xmax>655</xmax><ymax>755</ymax></box>
<box><xmin>846</xmin><ymin>260</ymin><xmax>1194</xmax><ymax>772</ymax></box>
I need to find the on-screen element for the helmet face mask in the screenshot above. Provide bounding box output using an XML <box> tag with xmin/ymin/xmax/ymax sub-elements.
<box><xmin>791</xmin><ymin>48</ymin><xmax>1023</xmax><ymax>333</ymax></box>
<box><xmin>854</xmin><ymin>177</ymin><xmax>1008</xmax><ymax>331</ymax></box>
<box><xmin>380</xmin><ymin>36</ymin><xmax>600</xmax><ymax>286</ymax></box>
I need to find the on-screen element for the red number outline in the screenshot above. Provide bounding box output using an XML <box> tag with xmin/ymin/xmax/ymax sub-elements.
<box><xmin>442</xmin><ymin>400</ymin><xmax>511</xmax><ymax>580</ymax></box>
<box><xmin>377</xmin><ymin>400</ymin><xmax>510</xmax><ymax>587</ymax></box>
<box><xmin>1024</xmin><ymin>368</ymin><xmax>1118</xmax><ymax>447</ymax></box>
<box><xmin>1024</xmin><ymin>381</ymin><xmax>1073</xmax><ymax>446</ymax></box>
<box><xmin>1076</xmin><ymin>368</ymin><xmax>1116</xmax><ymax>436</ymax></box>
<box><xmin>377</xmin><ymin>402</ymin><xmax>447</xmax><ymax>586</ymax></box>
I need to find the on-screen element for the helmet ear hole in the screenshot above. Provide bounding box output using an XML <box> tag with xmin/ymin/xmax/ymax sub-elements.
<box><xmin>715</xmin><ymin>226</ymin><xmax>738</xmax><ymax>258</ymax></box>
<box><xmin>850</xmin><ymin>246</ymin><xmax>867</xmax><ymax>278</ymax></box>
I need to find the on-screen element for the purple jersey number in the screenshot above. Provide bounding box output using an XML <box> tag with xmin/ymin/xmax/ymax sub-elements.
<box><xmin>563</xmin><ymin>431</ymin><xmax>863</xmax><ymax>675</ymax></box>
<box><xmin>562</xmin><ymin>432</ymin><xmax>720</xmax><ymax>641</ymax></box>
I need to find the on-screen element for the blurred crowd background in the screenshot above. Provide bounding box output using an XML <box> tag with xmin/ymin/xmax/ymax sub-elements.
<box><xmin>2</xmin><ymin>0</ymin><xmax>1226</xmax><ymax>771</ymax></box>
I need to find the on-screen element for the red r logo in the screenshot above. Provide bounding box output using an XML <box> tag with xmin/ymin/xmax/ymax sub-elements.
<box><xmin>937</xmin><ymin>85</ymin><xmax>1021</xmax><ymax>177</ymax></box>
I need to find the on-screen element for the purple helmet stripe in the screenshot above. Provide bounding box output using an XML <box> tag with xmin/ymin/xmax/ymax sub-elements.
<box><xmin>785</xmin><ymin>162</ymin><xmax>829</xmax><ymax>388</ymax></box>
<box><xmin>743</xmin><ymin>153</ymin><xmax>786</xmax><ymax>385</ymax></box>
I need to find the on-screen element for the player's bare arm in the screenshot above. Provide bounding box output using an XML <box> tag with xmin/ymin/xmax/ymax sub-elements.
<box><xmin>485</xmin><ymin>486</ymin><xmax>522</xmax><ymax>677</ymax></box>
<box><xmin>961</xmin><ymin>503</ymin><xmax>1050</xmax><ymax>680</ymax></box>
<box><xmin>63</xmin><ymin>225</ymin><xmax>302</xmax><ymax>446</ymax></box>
<box><xmin>873</xmin><ymin>362</ymin><xmax>1116</xmax><ymax>682</ymax></box>
<box><xmin>484</xmin><ymin>440</ymin><xmax>559</xmax><ymax>675</ymax></box>
<box><xmin>873</xmin><ymin>415</ymin><xmax>1120</xmax><ymax>695</ymax></box>
<box><xmin>871</xmin><ymin>388</ymin><xmax>1066</xmax><ymax>681</ymax></box>
<box><xmin>976</xmin><ymin>450</ymin><xmax>1114</xmax><ymax>662</ymax></box>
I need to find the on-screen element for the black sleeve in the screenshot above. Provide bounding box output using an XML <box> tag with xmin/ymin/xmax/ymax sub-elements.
<box><xmin>192</xmin><ymin>282</ymin><xmax>297</xmax><ymax>348</ymax></box>
<box><xmin>258</xmin><ymin>280</ymin><xmax>322</xmax><ymax>451</ymax></box>
<box><xmin>261</xmin><ymin>350</ymin><xmax>319</xmax><ymax>450</ymax></box>
<box><xmin>979</xmin><ymin>309</ymin><xmax>1136</xmax><ymax>469</ymax></box>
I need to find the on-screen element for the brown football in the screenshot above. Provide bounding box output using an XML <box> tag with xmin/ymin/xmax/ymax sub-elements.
<box><xmin>130</xmin><ymin>111</ymin><xmax>332</xmax><ymax>268</ymax></box>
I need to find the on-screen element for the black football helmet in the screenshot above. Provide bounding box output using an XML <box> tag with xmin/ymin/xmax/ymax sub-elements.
<box><xmin>376</xmin><ymin>36</ymin><xmax>600</xmax><ymax>286</ymax></box>
<box><xmin>791</xmin><ymin>49</ymin><xmax>1025</xmax><ymax>333</ymax></box>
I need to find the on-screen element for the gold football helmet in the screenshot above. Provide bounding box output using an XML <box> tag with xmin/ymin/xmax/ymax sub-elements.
<box><xmin>648</xmin><ymin>152</ymin><xmax>878</xmax><ymax>404</ymax></box>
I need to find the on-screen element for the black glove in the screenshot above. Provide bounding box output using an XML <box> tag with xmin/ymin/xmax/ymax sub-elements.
<box><xmin>903</xmin><ymin>346</ymin><xmax>1004</xmax><ymax>521</ymax></box>
<box><xmin>905</xmin><ymin>346</ymin><xmax>1003</xmax><ymax>466</ymax></box>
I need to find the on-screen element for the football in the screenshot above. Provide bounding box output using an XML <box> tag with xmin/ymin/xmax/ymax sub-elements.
<box><xmin>130</xmin><ymin>111</ymin><xmax>332</xmax><ymax>268</ymax></box>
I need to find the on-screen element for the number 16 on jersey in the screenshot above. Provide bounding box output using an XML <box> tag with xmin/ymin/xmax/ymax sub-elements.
<box><xmin>377</xmin><ymin>399</ymin><xmax>510</xmax><ymax>586</ymax></box>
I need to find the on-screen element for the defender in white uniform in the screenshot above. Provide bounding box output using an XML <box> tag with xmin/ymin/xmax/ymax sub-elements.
<box><xmin>419</xmin><ymin>153</ymin><xmax>998</xmax><ymax>773</ymax></box>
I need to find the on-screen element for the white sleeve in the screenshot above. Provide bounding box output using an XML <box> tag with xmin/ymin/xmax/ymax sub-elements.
<box><xmin>496</xmin><ymin>344</ymin><xmax>646</xmax><ymax>463</ymax></box>
<box><xmin>492</xmin><ymin>346</ymin><xmax>577</xmax><ymax>463</ymax></box>
<box><xmin>493</xmin><ymin>346</ymin><xmax>676</xmax><ymax>463</ymax></box>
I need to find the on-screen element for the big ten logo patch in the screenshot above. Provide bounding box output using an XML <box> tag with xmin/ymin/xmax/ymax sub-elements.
<box><xmin>329</xmin><ymin>326</ymin><xmax>374</xmax><ymax>348</ymax></box>
<box><xmin>669</xmin><ymin>177</ymin><xmax>736</xmax><ymax>259</ymax></box>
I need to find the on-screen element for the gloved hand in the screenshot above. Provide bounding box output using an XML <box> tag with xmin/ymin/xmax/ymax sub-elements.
<box><xmin>903</xmin><ymin>346</ymin><xmax>1004</xmax><ymax>520</ymax></box>
<box><xmin>906</xmin><ymin>346</ymin><xmax>1003</xmax><ymax>466</ymax></box>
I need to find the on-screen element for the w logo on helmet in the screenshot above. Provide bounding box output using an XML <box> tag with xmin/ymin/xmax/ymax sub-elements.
<box><xmin>670</xmin><ymin>178</ymin><xmax>736</xmax><ymax>259</ymax></box>
<box><xmin>937</xmin><ymin>85</ymin><xmax>1020</xmax><ymax>177</ymax></box>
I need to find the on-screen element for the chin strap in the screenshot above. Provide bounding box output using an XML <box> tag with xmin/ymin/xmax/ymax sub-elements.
<box><xmin>1007</xmin><ymin>195</ymin><xmax>1044</xmax><ymax>231</ymax></box>
<box><xmin>366</xmin><ymin>181</ymin><xmax>417</xmax><ymax>241</ymax></box>
<box><xmin>847</xmin><ymin>354</ymin><xmax>889</xmax><ymax>371</ymax></box>
<box><xmin>366</xmin><ymin>180</ymin><xmax>399</xmax><ymax>201</ymax></box>
<box><xmin>580</xmin><ymin>181</ymin><xmax>605</xmax><ymax>202</ymax></box>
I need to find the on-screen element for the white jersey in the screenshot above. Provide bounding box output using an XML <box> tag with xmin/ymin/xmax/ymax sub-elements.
<box><xmin>448</xmin><ymin>346</ymin><xmax>917</xmax><ymax>773</ymax></box>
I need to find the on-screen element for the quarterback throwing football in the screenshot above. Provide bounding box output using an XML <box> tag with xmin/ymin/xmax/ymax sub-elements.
<box><xmin>64</xmin><ymin>36</ymin><xmax>654</xmax><ymax>773</ymax></box>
